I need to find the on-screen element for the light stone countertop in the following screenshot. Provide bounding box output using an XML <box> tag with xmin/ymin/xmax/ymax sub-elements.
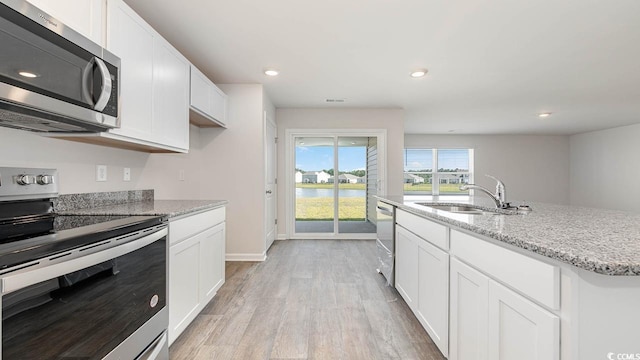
<box><xmin>57</xmin><ymin>200</ymin><xmax>228</xmax><ymax>218</ymax></box>
<box><xmin>377</xmin><ymin>195</ymin><xmax>640</xmax><ymax>276</ymax></box>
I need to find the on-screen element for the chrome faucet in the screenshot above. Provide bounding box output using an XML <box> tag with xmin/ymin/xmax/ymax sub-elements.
<box><xmin>460</xmin><ymin>174</ymin><xmax>508</xmax><ymax>209</ymax></box>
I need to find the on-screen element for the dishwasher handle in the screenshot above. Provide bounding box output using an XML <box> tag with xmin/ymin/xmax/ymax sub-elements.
<box><xmin>376</xmin><ymin>206</ymin><xmax>394</xmax><ymax>217</ymax></box>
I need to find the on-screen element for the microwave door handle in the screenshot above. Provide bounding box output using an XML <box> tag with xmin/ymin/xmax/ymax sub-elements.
<box><xmin>92</xmin><ymin>57</ymin><xmax>112</xmax><ymax>112</ymax></box>
<box><xmin>81</xmin><ymin>57</ymin><xmax>95</xmax><ymax>106</ymax></box>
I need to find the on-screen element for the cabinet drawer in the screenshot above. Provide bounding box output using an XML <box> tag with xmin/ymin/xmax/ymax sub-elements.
<box><xmin>396</xmin><ymin>209</ymin><xmax>448</xmax><ymax>250</ymax></box>
<box><xmin>450</xmin><ymin>229</ymin><xmax>560</xmax><ymax>310</ymax></box>
<box><xmin>170</xmin><ymin>207</ymin><xmax>225</xmax><ymax>245</ymax></box>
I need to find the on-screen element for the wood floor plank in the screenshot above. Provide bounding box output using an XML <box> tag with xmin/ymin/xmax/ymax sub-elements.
<box><xmin>170</xmin><ymin>240</ymin><xmax>445</xmax><ymax>360</ymax></box>
<box><xmin>270</xmin><ymin>305</ymin><xmax>310</xmax><ymax>359</ymax></box>
<box><xmin>231</xmin><ymin>299</ymin><xmax>286</xmax><ymax>360</ymax></box>
<box><xmin>169</xmin><ymin>315</ymin><xmax>222</xmax><ymax>360</ymax></box>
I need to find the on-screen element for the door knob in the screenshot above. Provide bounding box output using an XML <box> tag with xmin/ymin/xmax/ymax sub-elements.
<box><xmin>266</xmin><ymin>190</ymin><xmax>272</xmax><ymax>194</ymax></box>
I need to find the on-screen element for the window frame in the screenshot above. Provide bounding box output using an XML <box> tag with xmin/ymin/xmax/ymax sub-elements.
<box><xmin>403</xmin><ymin>148</ymin><xmax>474</xmax><ymax>196</ymax></box>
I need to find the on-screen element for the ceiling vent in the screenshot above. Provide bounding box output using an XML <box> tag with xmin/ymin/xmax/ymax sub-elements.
<box><xmin>325</xmin><ymin>98</ymin><xmax>346</xmax><ymax>103</ymax></box>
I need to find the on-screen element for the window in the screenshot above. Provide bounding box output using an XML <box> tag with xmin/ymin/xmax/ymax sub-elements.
<box><xmin>404</xmin><ymin>148</ymin><xmax>473</xmax><ymax>195</ymax></box>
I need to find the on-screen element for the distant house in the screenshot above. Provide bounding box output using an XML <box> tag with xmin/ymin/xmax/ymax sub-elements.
<box><xmin>340</xmin><ymin>174</ymin><xmax>359</xmax><ymax>184</ymax></box>
<box><xmin>439</xmin><ymin>173</ymin><xmax>465</xmax><ymax>184</ymax></box>
<box><xmin>302</xmin><ymin>171</ymin><xmax>331</xmax><ymax>183</ymax></box>
<box><xmin>404</xmin><ymin>173</ymin><xmax>425</xmax><ymax>184</ymax></box>
<box><xmin>356</xmin><ymin>176</ymin><xmax>365</xmax><ymax>184</ymax></box>
<box><xmin>295</xmin><ymin>171</ymin><xmax>303</xmax><ymax>183</ymax></box>
<box><xmin>328</xmin><ymin>174</ymin><xmax>361</xmax><ymax>184</ymax></box>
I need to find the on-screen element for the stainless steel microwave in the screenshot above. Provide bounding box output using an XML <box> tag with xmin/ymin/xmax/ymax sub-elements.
<box><xmin>0</xmin><ymin>0</ymin><xmax>120</xmax><ymax>132</ymax></box>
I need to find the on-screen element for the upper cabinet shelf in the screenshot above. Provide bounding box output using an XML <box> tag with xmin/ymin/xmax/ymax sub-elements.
<box><xmin>189</xmin><ymin>66</ymin><xmax>228</xmax><ymax>128</ymax></box>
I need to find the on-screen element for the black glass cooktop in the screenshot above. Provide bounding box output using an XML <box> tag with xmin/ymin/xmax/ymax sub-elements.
<box><xmin>0</xmin><ymin>214</ymin><xmax>167</xmax><ymax>272</ymax></box>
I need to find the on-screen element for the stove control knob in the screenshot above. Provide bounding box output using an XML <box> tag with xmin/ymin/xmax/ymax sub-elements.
<box><xmin>16</xmin><ymin>174</ymin><xmax>36</xmax><ymax>185</ymax></box>
<box><xmin>36</xmin><ymin>175</ymin><xmax>54</xmax><ymax>185</ymax></box>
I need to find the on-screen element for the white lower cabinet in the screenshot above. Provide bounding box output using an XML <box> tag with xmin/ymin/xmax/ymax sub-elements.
<box><xmin>168</xmin><ymin>208</ymin><xmax>226</xmax><ymax>345</ymax></box>
<box><xmin>169</xmin><ymin>232</ymin><xmax>202</xmax><ymax>343</ymax></box>
<box><xmin>395</xmin><ymin>226</ymin><xmax>419</xmax><ymax>308</ymax></box>
<box><xmin>395</xmin><ymin>225</ymin><xmax>449</xmax><ymax>357</ymax></box>
<box><xmin>450</xmin><ymin>258</ymin><xmax>559</xmax><ymax>360</ymax></box>
<box><xmin>488</xmin><ymin>280</ymin><xmax>559</xmax><ymax>360</ymax></box>
<box><xmin>450</xmin><ymin>258</ymin><xmax>489</xmax><ymax>360</ymax></box>
<box><xmin>199</xmin><ymin>223</ymin><xmax>226</xmax><ymax>305</ymax></box>
<box><xmin>416</xmin><ymin>235</ymin><xmax>449</xmax><ymax>357</ymax></box>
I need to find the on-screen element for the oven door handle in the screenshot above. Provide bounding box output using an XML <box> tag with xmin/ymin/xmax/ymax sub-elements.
<box><xmin>1</xmin><ymin>228</ymin><xmax>167</xmax><ymax>294</ymax></box>
<box><xmin>136</xmin><ymin>330</ymin><xmax>168</xmax><ymax>360</ymax></box>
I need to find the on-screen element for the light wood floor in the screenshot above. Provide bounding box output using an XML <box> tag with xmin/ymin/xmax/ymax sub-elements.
<box><xmin>169</xmin><ymin>239</ymin><xmax>446</xmax><ymax>360</ymax></box>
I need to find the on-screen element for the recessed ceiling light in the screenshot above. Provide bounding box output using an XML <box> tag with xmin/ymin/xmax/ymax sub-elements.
<box><xmin>410</xmin><ymin>69</ymin><xmax>428</xmax><ymax>78</ymax></box>
<box><xmin>264</xmin><ymin>69</ymin><xmax>279</xmax><ymax>76</ymax></box>
<box><xmin>18</xmin><ymin>71</ymin><xmax>39</xmax><ymax>78</ymax></box>
<box><xmin>351</xmin><ymin>142</ymin><xmax>356</xmax><ymax>145</ymax></box>
<box><xmin>538</xmin><ymin>112</ymin><xmax>552</xmax><ymax>118</ymax></box>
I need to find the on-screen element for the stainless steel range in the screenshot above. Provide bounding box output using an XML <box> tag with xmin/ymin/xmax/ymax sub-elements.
<box><xmin>0</xmin><ymin>167</ymin><xmax>168</xmax><ymax>360</ymax></box>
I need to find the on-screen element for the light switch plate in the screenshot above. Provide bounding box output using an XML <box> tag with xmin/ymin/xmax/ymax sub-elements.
<box><xmin>96</xmin><ymin>165</ymin><xmax>107</xmax><ymax>182</ymax></box>
<box><xmin>123</xmin><ymin>167</ymin><xmax>131</xmax><ymax>181</ymax></box>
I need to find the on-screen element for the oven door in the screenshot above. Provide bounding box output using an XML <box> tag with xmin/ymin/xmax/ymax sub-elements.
<box><xmin>0</xmin><ymin>226</ymin><xmax>167</xmax><ymax>360</ymax></box>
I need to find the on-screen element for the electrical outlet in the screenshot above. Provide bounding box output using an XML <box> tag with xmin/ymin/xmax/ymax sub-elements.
<box><xmin>96</xmin><ymin>165</ymin><xmax>107</xmax><ymax>182</ymax></box>
<box><xmin>123</xmin><ymin>167</ymin><xmax>131</xmax><ymax>181</ymax></box>
<box><xmin>178</xmin><ymin>170</ymin><xmax>185</xmax><ymax>181</ymax></box>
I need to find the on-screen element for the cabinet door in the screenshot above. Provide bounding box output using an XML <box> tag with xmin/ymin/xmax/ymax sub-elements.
<box><xmin>417</xmin><ymin>238</ymin><xmax>449</xmax><ymax>357</ymax></box>
<box><xmin>395</xmin><ymin>226</ymin><xmax>419</xmax><ymax>310</ymax></box>
<box><xmin>106</xmin><ymin>0</ymin><xmax>154</xmax><ymax>141</ymax></box>
<box><xmin>450</xmin><ymin>258</ymin><xmax>489</xmax><ymax>360</ymax></box>
<box><xmin>488</xmin><ymin>281</ymin><xmax>560</xmax><ymax>360</ymax></box>
<box><xmin>27</xmin><ymin>0</ymin><xmax>104</xmax><ymax>45</ymax></box>
<box><xmin>210</xmin><ymin>84</ymin><xmax>228</xmax><ymax>125</ymax></box>
<box><xmin>152</xmin><ymin>37</ymin><xmax>189</xmax><ymax>150</ymax></box>
<box><xmin>190</xmin><ymin>67</ymin><xmax>212</xmax><ymax>115</ymax></box>
<box><xmin>199</xmin><ymin>223</ymin><xmax>225</xmax><ymax>305</ymax></box>
<box><xmin>169</xmin><ymin>234</ymin><xmax>201</xmax><ymax>344</ymax></box>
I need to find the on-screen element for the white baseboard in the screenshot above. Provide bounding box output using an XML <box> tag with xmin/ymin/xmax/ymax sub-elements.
<box><xmin>225</xmin><ymin>252</ymin><xmax>267</xmax><ymax>261</ymax></box>
<box><xmin>277</xmin><ymin>233</ymin><xmax>288</xmax><ymax>240</ymax></box>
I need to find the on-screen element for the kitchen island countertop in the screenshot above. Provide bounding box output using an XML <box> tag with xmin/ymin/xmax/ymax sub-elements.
<box><xmin>378</xmin><ymin>195</ymin><xmax>640</xmax><ymax>276</ymax></box>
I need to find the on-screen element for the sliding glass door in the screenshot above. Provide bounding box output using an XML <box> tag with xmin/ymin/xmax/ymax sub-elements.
<box><xmin>294</xmin><ymin>137</ymin><xmax>334</xmax><ymax>234</ymax></box>
<box><xmin>293</xmin><ymin>135</ymin><xmax>378</xmax><ymax>238</ymax></box>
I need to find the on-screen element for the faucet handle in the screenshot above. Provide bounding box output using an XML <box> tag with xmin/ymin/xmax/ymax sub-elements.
<box><xmin>485</xmin><ymin>174</ymin><xmax>503</xmax><ymax>186</ymax></box>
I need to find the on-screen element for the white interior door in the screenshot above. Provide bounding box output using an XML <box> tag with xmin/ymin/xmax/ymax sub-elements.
<box><xmin>265</xmin><ymin>113</ymin><xmax>277</xmax><ymax>250</ymax></box>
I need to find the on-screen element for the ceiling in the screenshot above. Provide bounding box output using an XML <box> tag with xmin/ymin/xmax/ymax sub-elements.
<box><xmin>124</xmin><ymin>0</ymin><xmax>640</xmax><ymax>135</ymax></box>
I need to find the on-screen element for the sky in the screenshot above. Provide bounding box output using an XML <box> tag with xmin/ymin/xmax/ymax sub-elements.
<box><xmin>295</xmin><ymin>146</ymin><xmax>366</xmax><ymax>172</ymax></box>
<box><xmin>404</xmin><ymin>149</ymin><xmax>469</xmax><ymax>171</ymax></box>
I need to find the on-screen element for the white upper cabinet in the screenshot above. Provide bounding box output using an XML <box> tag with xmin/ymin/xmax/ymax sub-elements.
<box><xmin>26</xmin><ymin>0</ymin><xmax>104</xmax><ymax>46</ymax></box>
<box><xmin>106</xmin><ymin>0</ymin><xmax>154</xmax><ymax>142</ymax></box>
<box><xmin>105</xmin><ymin>0</ymin><xmax>189</xmax><ymax>152</ymax></box>
<box><xmin>189</xmin><ymin>66</ymin><xmax>228</xmax><ymax>127</ymax></box>
<box><xmin>152</xmin><ymin>36</ymin><xmax>190</xmax><ymax>150</ymax></box>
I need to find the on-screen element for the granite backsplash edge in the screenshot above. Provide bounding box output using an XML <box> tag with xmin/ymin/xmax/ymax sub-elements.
<box><xmin>53</xmin><ymin>190</ymin><xmax>154</xmax><ymax>212</ymax></box>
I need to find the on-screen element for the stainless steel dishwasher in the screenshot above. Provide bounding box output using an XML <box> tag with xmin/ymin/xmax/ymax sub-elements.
<box><xmin>376</xmin><ymin>200</ymin><xmax>395</xmax><ymax>286</ymax></box>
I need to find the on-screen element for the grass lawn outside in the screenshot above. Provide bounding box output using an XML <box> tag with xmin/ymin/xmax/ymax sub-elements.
<box><xmin>296</xmin><ymin>197</ymin><xmax>366</xmax><ymax>221</ymax></box>
<box><xmin>403</xmin><ymin>183</ymin><xmax>468</xmax><ymax>194</ymax></box>
<box><xmin>295</xmin><ymin>183</ymin><xmax>469</xmax><ymax>221</ymax></box>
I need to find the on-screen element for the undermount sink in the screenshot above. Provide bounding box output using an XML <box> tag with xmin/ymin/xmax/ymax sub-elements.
<box><xmin>415</xmin><ymin>203</ymin><xmax>502</xmax><ymax>215</ymax></box>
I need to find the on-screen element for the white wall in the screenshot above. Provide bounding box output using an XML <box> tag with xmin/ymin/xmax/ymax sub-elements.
<box><xmin>569</xmin><ymin>123</ymin><xmax>640</xmax><ymax>212</ymax></box>
<box><xmin>0</xmin><ymin>127</ymin><xmax>149</xmax><ymax>194</ymax></box>
<box><xmin>275</xmin><ymin>108</ymin><xmax>405</xmax><ymax>237</ymax></box>
<box><xmin>140</xmin><ymin>84</ymin><xmax>272</xmax><ymax>260</ymax></box>
<box><xmin>405</xmin><ymin>134</ymin><xmax>571</xmax><ymax>204</ymax></box>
